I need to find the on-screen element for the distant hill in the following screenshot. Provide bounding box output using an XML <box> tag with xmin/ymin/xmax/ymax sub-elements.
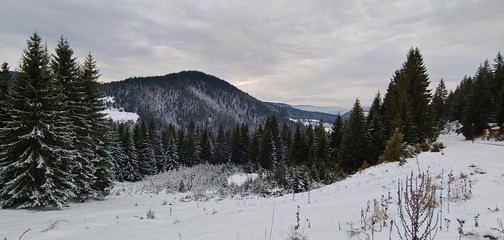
<box><xmin>100</xmin><ymin>71</ymin><xmax>337</xmax><ymax>131</ymax></box>
<box><xmin>290</xmin><ymin>104</ymin><xmax>350</xmax><ymax>115</ymax></box>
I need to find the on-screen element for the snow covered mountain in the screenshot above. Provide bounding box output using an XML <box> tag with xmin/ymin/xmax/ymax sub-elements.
<box><xmin>100</xmin><ymin>71</ymin><xmax>337</xmax><ymax>131</ymax></box>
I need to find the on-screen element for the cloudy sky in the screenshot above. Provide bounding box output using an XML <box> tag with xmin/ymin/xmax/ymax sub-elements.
<box><xmin>1</xmin><ymin>0</ymin><xmax>503</xmax><ymax>108</ymax></box>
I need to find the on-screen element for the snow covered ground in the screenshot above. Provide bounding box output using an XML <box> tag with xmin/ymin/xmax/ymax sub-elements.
<box><xmin>100</xmin><ymin>96</ymin><xmax>139</xmax><ymax>123</ymax></box>
<box><xmin>1</xmin><ymin>133</ymin><xmax>503</xmax><ymax>240</ymax></box>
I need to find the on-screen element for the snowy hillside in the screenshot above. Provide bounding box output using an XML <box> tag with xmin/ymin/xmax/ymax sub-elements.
<box><xmin>100</xmin><ymin>96</ymin><xmax>139</xmax><ymax>123</ymax></box>
<box><xmin>1</xmin><ymin>134</ymin><xmax>503</xmax><ymax>240</ymax></box>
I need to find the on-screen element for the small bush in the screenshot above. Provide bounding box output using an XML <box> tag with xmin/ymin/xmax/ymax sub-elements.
<box><xmin>146</xmin><ymin>209</ymin><xmax>156</xmax><ymax>219</ymax></box>
<box><xmin>379</xmin><ymin>129</ymin><xmax>409</xmax><ymax>164</ymax></box>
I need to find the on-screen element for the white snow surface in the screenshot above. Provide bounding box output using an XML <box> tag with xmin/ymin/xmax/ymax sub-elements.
<box><xmin>101</xmin><ymin>108</ymin><xmax>139</xmax><ymax>123</ymax></box>
<box><xmin>227</xmin><ymin>173</ymin><xmax>259</xmax><ymax>186</ymax></box>
<box><xmin>1</xmin><ymin>134</ymin><xmax>504</xmax><ymax>240</ymax></box>
<box><xmin>100</xmin><ymin>96</ymin><xmax>139</xmax><ymax>123</ymax></box>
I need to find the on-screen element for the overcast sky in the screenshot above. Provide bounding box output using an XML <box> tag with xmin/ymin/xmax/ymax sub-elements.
<box><xmin>1</xmin><ymin>0</ymin><xmax>503</xmax><ymax>108</ymax></box>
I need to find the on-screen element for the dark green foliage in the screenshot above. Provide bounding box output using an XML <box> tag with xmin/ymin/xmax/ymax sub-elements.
<box><xmin>366</xmin><ymin>92</ymin><xmax>386</xmax><ymax>165</ymax></box>
<box><xmin>329</xmin><ymin>113</ymin><xmax>344</xmax><ymax>164</ymax></box>
<box><xmin>212</xmin><ymin>126</ymin><xmax>230</xmax><ymax>164</ymax></box>
<box><xmin>338</xmin><ymin>99</ymin><xmax>369</xmax><ymax>173</ymax></box>
<box><xmin>384</xmin><ymin>70</ymin><xmax>419</xmax><ymax>144</ymax></box>
<box><xmin>379</xmin><ymin>128</ymin><xmax>408</xmax><ymax>164</ymax></box>
<box><xmin>179</xmin><ymin>121</ymin><xmax>201</xmax><ymax>166</ymax></box>
<box><xmin>431</xmin><ymin>79</ymin><xmax>448</xmax><ymax>128</ymax></box>
<box><xmin>289</xmin><ymin>123</ymin><xmax>307</xmax><ymax>166</ymax></box>
<box><xmin>134</xmin><ymin>121</ymin><xmax>156</xmax><ymax>176</ymax></box>
<box><xmin>461</xmin><ymin>61</ymin><xmax>493</xmax><ymax>139</ymax></box>
<box><xmin>258</xmin><ymin>117</ymin><xmax>277</xmax><ymax>170</ymax></box>
<box><xmin>0</xmin><ymin>33</ymin><xmax>75</xmax><ymax>208</ymax></box>
<box><xmin>52</xmin><ymin>36</ymin><xmax>96</xmax><ymax>201</ymax></box>
<box><xmin>147</xmin><ymin>121</ymin><xmax>166</xmax><ymax>173</ymax></box>
<box><xmin>161</xmin><ymin>124</ymin><xmax>179</xmax><ymax>170</ymax></box>
<box><xmin>383</xmin><ymin>48</ymin><xmax>435</xmax><ymax>144</ymax></box>
<box><xmin>199</xmin><ymin>128</ymin><xmax>213</xmax><ymax>163</ymax></box>
<box><xmin>80</xmin><ymin>53</ymin><xmax>115</xmax><ymax>198</ymax></box>
<box><xmin>403</xmin><ymin>48</ymin><xmax>434</xmax><ymax>142</ymax></box>
<box><xmin>117</xmin><ymin>123</ymin><xmax>141</xmax><ymax>181</ymax></box>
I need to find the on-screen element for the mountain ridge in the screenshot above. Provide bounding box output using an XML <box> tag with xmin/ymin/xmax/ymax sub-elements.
<box><xmin>100</xmin><ymin>70</ymin><xmax>338</xmax><ymax>131</ymax></box>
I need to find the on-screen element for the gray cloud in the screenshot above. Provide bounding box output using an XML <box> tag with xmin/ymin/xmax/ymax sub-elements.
<box><xmin>1</xmin><ymin>0</ymin><xmax>503</xmax><ymax>108</ymax></box>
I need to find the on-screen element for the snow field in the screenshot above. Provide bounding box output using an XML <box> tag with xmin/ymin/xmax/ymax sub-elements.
<box><xmin>1</xmin><ymin>134</ymin><xmax>503</xmax><ymax>240</ymax></box>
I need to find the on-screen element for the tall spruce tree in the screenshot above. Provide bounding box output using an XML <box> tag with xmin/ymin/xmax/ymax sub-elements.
<box><xmin>366</xmin><ymin>92</ymin><xmax>385</xmax><ymax>165</ymax></box>
<box><xmin>133</xmin><ymin>121</ymin><xmax>156</xmax><ymax>176</ymax></box>
<box><xmin>383</xmin><ymin>48</ymin><xmax>434</xmax><ymax>143</ymax></box>
<box><xmin>329</xmin><ymin>113</ymin><xmax>344</xmax><ymax>164</ymax></box>
<box><xmin>147</xmin><ymin>121</ymin><xmax>166</xmax><ymax>173</ymax></box>
<box><xmin>161</xmin><ymin>124</ymin><xmax>179</xmax><ymax>170</ymax></box>
<box><xmin>431</xmin><ymin>78</ymin><xmax>448</xmax><ymax>128</ymax></box>
<box><xmin>199</xmin><ymin>127</ymin><xmax>213</xmax><ymax>164</ymax></box>
<box><xmin>81</xmin><ymin>53</ymin><xmax>115</xmax><ymax>197</ymax></box>
<box><xmin>289</xmin><ymin>122</ymin><xmax>306</xmax><ymax>166</ymax></box>
<box><xmin>403</xmin><ymin>47</ymin><xmax>434</xmax><ymax>142</ymax></box>
<box><xmin>0</xmin><ymin>33</ymin><xmax>75</xmax><ymax>208</ymax></box>
<box><xmin>258</xmin><ymin>117</ymin><xmax>277</xmax><ymax>170</ymax></box>
<box><xmin>52</xmin><ymin>37</ymin><xmax>96</xmax><ymax>201</ymax></box>
<box><xmin>338</xmin><ymin>99</ymin><xmax>369</xmax><ymax>173</ymax></box>
<box><xmin>118</xmin><ymin>123</ymin><xmax>141</xmax><ymax>181</ymax></box>
<box><xmin>212</xmin><ymin>126</ymin><xmax>230</xmax><ymax>164</ymax></box>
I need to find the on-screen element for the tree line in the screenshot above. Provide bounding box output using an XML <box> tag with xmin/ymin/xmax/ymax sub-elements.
<box><xmin>439</xmin><ymin>52</ymin><xmax>504</xmax><ymax>139</ymax></box>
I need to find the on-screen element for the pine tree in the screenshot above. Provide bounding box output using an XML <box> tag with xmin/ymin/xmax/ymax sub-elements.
<box><xmin>431</xmin><ymin>79</ymin><xmax>448</xmax><ymax>128</ymax></box>
<box><xmin>366</xmin><ymin>92</ymin><xmax>385</xmax><ymax>165</ymax></box>
<box><xmin>212</xmin><ymin>126</ymin><xmax>230</xmax><ymax>164</ymax></box>
<box><xmin>161</xmin><ymin>124</ymin><xmax>179</xmax><ymax>170</ymax></box>
<box><xmin>0</xmin><ymin>33</ymin><xmax>75</xmax><ymax>208</ymax></box>
<box><xmin>230</xmin><ymin>125</ymin><xmax>242</xmax><ymax>165</ymax></box>
<box><xmin>259</xmin><ymin>117</ymin><xmax>277</xmax><ymax>170</ymax></box>
<box><xmin>80</xmin><ymin>53</ymin><xmax>115</xmax><ymax>197</ymax></box>
<box><xmin>239</xmin><ymin>123</ymin><xmax>250</xmax><ymax>165</ymax></box>
<box><xmin>52</xmin><ymin>36</ymin><xmax>96</xmax><ymax>201</ymax></box>
<box><xmin>289</xmin><ymin>122</ymin><xmax>307</xmax><ymax>166</ymax></box>
<box><xmin>118</xmin><ymin>123</ymin><xmax>141</xmax><ymax>181</ymax></box>
<box><xmin>402</xmin><ymin>47</ymin><xmax>434</xmax><ymax>142</ymax></box>
<box><xmin>338</xmin><ymin>99</ymin><xmax>369</xmax><ymax>173</ymax></box>
<box><xmin>133</xmin><ymin>121</ymin><xmax>156</xmax><ymax>176</ymax></box>
<box><xmin>180</xmin><ymin>121</ymin><xmax>200</xmax><ymax>166</ymax></box>
<box><xmin>199</xmin><ymin>127</ymin><xmax>213</xmax><ymax>163</ymax></box>
<box><xmin>107</xmin><ymin>123</ymin><xmax>127</xmax><ymax>181</ymax></box>
<box><xmin>247</xmin><ymin>126</ymin><xmax>262</xmax><ymax>171</ymax></box>
<box><xmin>329</xmin><ymin>113</ymin><xmax>344</xmax><ymax>164</ymax></box>
<box><xmin>147</xmin><ymin>121</ymin><xmax>166</xmax><ymax>173</ymax></box>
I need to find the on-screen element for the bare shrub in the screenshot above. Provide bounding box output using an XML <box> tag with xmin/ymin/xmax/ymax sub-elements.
<box><xmin>395</xmin><ymin>172</ymin><xmax>439</xmax><ymax>240</ymax></box>
<box><xmin>287</xmin><ymin>206</ymin><xmax>308</xmax><ymax>240</ymax></box>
